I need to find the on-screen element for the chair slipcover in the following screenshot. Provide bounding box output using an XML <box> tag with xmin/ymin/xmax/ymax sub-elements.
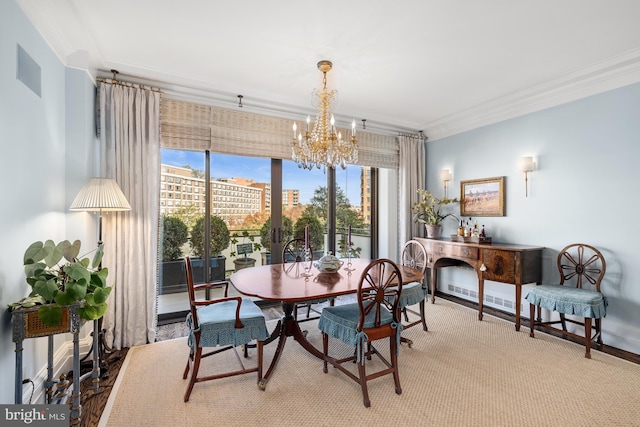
<box><xmin>525</xmin><ymin>285</ymin><xmax>607</xmax><ymax>319</ymax></box>
<box><xmin>187</xmin><ymin>298</ymin><xmax>268</xmax><ymax>350</ymax></box>
<box><xmin>318</xmin><ymin>302</ymin><xmax>402</xmax><ymax>363</ymax></box>
<box><xmin>394</xmin><ymin>281</ymin><xmax>425</xmax><ymax>309</ymax></box>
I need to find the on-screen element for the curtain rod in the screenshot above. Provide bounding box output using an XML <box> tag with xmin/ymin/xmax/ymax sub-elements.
<box><xmin>97</xmin><ymin>77</ymin><xmax>161</xmax><ymax>93</ymax></box>
<box><xmin>398</xmin><ymin>131</ymin><xmax>428</xmax><ymax>141</ymax></box>
<box><xmin>97</xmin><ymin>70</ymin><xmax>160</xmax><ymax>92</ymax></box>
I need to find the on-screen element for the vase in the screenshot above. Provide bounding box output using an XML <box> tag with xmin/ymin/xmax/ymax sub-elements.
<box><xmin>424</xmin><ymin>224</ymin><xmax>442</xmax><ymax>239</ymax></box>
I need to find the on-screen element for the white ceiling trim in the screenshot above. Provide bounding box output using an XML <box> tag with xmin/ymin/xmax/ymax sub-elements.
<box><xmin>424</xmin><ymin>48</ymin><xmax>640</xmax><ymax>141</ymax></box>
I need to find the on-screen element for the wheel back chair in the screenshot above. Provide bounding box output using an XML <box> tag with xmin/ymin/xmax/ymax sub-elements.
<box><xmin>396</xmin><ymin>240</ymin><xmax>429</xmax><ymax>347</ymax></box>
<box><xmin>525</xmin><ymin>243</ymin><xmax>607</xmax><ymax>358</ymax></box>
<box><xmin>318</xmin><ymin>258</ymin><xmax>404</xmax><ymax>407</ymax></box>
<box><xmin>182</xmin><ymin>256</ymin><xmax>268</xmax><ymax>402</ymax></box>
<box><xmin>282</xmin><ymin>238</ymin><xmax>334</xmax><ymax>321</ymax></box>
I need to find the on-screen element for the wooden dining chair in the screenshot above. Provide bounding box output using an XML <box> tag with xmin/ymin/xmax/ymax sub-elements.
<box><xmin>318</xmin><ymin>258</ymin><xmax>404</xmax><ymax>407</ymax></box>
<box><xmin>182</xmin><ymin>256</ymin><xmax>268</xmax><ymax>402</ymax></box>
<box><xmin>282</xmin><ymin>238</ymin><xmax>332</xmax><ymax>321</ymax></box>
<box><xmin>396</xmin><ymin>240</ymin><xmax>429</xmax><ymax>346</ymax></box>
<box><xmin>525</xmin><ymin>243</ymin><xmax>607</xmax><ymax>358</ymax></box>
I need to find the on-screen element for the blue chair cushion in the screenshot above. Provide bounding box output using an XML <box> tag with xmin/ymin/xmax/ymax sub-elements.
<box><xmin>318</xmin><ymin>302</ymin><xmax>401</xmax><ymax>362</ymax></box>
<box><xmin>395</xmin><ymin>282</ymin><xmax>426</xmax><ymax>308</ymax></box>
<box><xmin>525</xmin><ymin>285</ymin><xmax>607</xmax><ymax>319</ymax></box>
<box><xmin>186</xmin><ymin>298</ymin><xmax>269</xmax><ymax>349</ymax></box>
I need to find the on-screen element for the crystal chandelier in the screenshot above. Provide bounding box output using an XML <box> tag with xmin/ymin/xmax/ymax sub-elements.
<box><xmin>292</xmin><ymin>60</ymin><xmax>357</xmax><ymax>170</ymax></box>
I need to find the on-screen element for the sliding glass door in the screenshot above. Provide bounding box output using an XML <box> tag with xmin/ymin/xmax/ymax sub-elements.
<box><xmin>157</xmin><ymin>148</ymin><xmax>377</xmax><ymax>323</ymax></box>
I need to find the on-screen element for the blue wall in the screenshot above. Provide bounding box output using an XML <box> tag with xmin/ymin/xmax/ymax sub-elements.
<box><xmin>426</xmin><ymin>83</ymin><xmax>640</xmax><ymax>354</ymax></box>
<box><xmin>0</xmin><ymin>0</ymin><xmax>97</xmax><ymax>404</ymax></box>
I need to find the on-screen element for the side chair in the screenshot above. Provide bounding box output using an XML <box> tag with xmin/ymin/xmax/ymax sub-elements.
<box><xmin>525</xmin><ymin>243</ymin><xmax>607</xmax><ymax>358</ymax></box>
<box><xmin>318</xmin><ymin>258</ymin><xmax>404</xmax><ymax>408</ymax></box>
<box><xmin>397</xmin><ymin>240</ymin><xmax>429</xmax><ymax>347</ymax></box>
<box><xmin>182</xmin><ymin>256</ymin><xmax>268</xmax><ymax>402</ymax></box>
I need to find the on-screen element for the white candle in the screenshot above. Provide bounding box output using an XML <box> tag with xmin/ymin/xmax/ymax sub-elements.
<box><xmin>304</xmin><ymin>225</ymin><xmax>309</xmax><ymax>250</ymax></box>
<box><xmin>292</xmin><ymin>122</ymin><xmax>297</xmax><ymax>138</ymax></box>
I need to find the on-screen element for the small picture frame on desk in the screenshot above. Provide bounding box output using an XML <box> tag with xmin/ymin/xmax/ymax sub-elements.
<box><xmin>460</xmin><ymin>176</ymin><xmax>505</xmax><ymax>217</ymax></box>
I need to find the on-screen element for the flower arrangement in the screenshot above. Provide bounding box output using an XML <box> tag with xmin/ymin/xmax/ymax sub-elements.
<box><xmin>412</xmin><ymin>189</ymin><xmax>459</xmax><ymax>225</ymax></box>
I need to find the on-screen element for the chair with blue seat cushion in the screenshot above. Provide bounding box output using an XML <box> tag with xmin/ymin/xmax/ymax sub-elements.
<box><xmin>318</xmin><ymin>258</ymin><xmax>404</xmax><ymax>408</ymax></box>
<box><xmin>182</xmin><ymin>256</ymin><xmax>268</xmax><ymax>402</ymax></box>
<box><xmin>525</xmin><ymin>243</ymin><xmax>606</xmax><ymax>359</ymax></box>
<box><xmin>398</xmin><ymin>240</ymin><xmax>429</xmax><ymax>340</ymax></box>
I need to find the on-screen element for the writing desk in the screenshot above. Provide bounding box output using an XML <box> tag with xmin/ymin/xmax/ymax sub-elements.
<box><xmin>415</xmin><ymin>237</ymin><xmax>543</xmax><ymax>331</ymax></box>
<box><xmin>229</xmin><ymin>258</ymin><xmax>423</xmax><ymax>388</ymax></box>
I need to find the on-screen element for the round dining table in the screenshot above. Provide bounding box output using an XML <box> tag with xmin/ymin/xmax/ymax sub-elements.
<box><xmin>229</xmin><ymin>258</ymin><xmax>424</xmax><ymax>389</ymax></box>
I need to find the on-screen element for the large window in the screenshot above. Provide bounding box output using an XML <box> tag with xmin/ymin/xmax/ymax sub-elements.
<box><xmin>157</xmin><ymin>149</ymin><xmax>377</xmax><ymax>323</ymax></box>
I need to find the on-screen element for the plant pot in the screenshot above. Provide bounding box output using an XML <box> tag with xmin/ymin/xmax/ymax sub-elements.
<box><xmin>13</xmin><ymin>304</ymin><xmax>80</xmax><ymax>338</ymax></box>
<box><xmin>425</xmin><ymin>224</ymin><xmax>442</xmax><ymax>239</ymax></box>
<box><xmin>234</xmin><ymin>258</ymin><xmax>256</xmax><ymax>271</ymax></box>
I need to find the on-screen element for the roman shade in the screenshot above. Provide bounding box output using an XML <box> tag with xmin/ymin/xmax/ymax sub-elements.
<box><xmin>160</xmin><ymin>99</ymin><xmax>399</xmax><ymax>169</ymax></box>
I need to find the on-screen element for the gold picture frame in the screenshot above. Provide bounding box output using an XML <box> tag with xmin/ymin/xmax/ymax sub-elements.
<box><xmin>460</xmin><ymin>176</ymin><xmax>505</xmax><ymax>217</ymax></box>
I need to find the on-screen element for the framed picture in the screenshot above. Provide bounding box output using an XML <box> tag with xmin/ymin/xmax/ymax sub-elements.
<box><xmin>460</xmin><ymin>176</ymin><xmax>505</xmax><ymax>217</ymax></box>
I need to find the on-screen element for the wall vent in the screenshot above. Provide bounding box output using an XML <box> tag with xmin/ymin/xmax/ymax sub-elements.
<box><xmin>17</xmin><ymin>44</ymin><xmax>41</xmax><ymax>97</ymax></box>
<box><xmin>447</xmin><ymin>283</ymin><xmax>522</xmax><ymax>313</ymax></box>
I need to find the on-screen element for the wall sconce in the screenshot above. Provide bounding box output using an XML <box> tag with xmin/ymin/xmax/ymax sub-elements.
<box><xmin>519</xmin><ymin>156</ymin><xmax>535</xmax><ymax>197</ymax></box>
<box><xmin>440</xmin><ymin>169</ymin><xmax>452</xmax><ymax>198</ymax></box>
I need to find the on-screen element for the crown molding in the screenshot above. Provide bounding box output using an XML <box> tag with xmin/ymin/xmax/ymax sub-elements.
<box><xmin>424</xmin><ymin>48</ymin><xmax>640</xmax><ymax>141</ymax></box>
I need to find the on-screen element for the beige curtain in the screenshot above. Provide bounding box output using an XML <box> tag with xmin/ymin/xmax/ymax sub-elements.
<box><xmin>398</xmin><ymin>134</ymin><xmax>426</xmax><ymax>249</ymax></box>
<box><xmin>99</xmin><ymin>82</ymin><xmax>161</xmax><ymax>348</ymax></box>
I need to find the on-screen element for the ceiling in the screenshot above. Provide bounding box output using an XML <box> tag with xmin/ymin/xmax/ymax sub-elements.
<box><xmin>17</xmin><ymin>0</ymin><xmax>640</xmax><ymax>139</ymax></box>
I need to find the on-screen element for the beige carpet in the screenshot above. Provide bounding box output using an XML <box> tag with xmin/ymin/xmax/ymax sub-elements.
<box><xmin>99</xmin><ymin>300</ymin><xmax>640</xmax><ymax>427</ymax></box>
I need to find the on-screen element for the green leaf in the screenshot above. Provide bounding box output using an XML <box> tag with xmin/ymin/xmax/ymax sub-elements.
<box><xmin>91</xmin><ymin>244</ymin><xmax>104</xmax><ymax>269</ymax></box>
<box><xmin>61</xmin><ymin>240</ymin><xmax>81</xmax><ymax>263</ymax></box>
<box><xmin>23</xmin><ymin>241</ymin><xmax>45</xmax><ymax>265</ymax></box>
<box><xmin>64</xmin><ymin>281</ymin><xmax>87</xmax><ymax>301</ymax></box>
<box><xmin>38</xmin><ymin>305</ymin><xmax>63</xmax><ymax>327</ymax></box>
<box><xmin>78</xmin><ymin>303</ymin><xmax>107</xmax><ymax>320</ymax></box>
<box><xmin>33</xmin><ymin>278</ymin><xmax>58</xmax><ymax>302</ymax></box>
<box><xmin>65</xmin><ymin>262</ymin><xmax>91</xmax><ymax>284</ymax></box>
<box><xmin>54</xmin><ymin>290</ymin><xmax>75</xmax><ymax>306</ymax></box>
<box><xmin>43</xmin><ymin>240</ymin><xmax>64</xmax><ymax>267</ymax></box>
<box><xmin>92</xmin><ymin>286</ymin><xmax>112</xmax><ymax>304</ymax></box>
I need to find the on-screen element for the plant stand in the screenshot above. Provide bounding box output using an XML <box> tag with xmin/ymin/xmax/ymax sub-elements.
<box><xmin>12</xmin><ymin>304</ymin><xmax>93</xmax><ymax>426</ymax></box>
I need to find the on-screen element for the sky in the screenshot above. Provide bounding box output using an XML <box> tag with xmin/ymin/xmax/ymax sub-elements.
<box><xmin>161</xmin><ymin>149</ymin><xmax>362</xmax><ymax>205</ymax></box>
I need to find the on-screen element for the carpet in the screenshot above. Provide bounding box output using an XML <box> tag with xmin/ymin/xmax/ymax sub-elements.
<box><xmin>99</xmin><ymin>299</ymin><xmax>640</xmax><ymax>427</ymax></box>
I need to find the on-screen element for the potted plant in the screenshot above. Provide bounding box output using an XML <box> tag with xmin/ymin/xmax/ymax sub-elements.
<box><xmin>159</xmin><ymin>215</ymin><xmax>189</xmax><ymax>294</ymax></box>
<box><xmin>8</xmin><ymin>239</ymin><xmax>112</xmax><ymax>329</ymax></box>
<box><xmin>412</xmin><ymin>189</ymin><xmax>459</xmax><ymax>238</ymax></box>
<box><xmin>190</xmin><ymin>215</ymin><xmax>230</xmax><ymax>281</ymax></box>
<box><xmin>230</xmin><ymin>230</ymin><xmax>261</xmax><ymax>271</ymax></box>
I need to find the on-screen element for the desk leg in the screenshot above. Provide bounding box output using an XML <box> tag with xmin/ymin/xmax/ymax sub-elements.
<box><xmin>429</xmin><ymin>267</ymin><xmax>437</xmax><ymax>304</ymax></box>
<box><xmin>514</xmin><ymin>284</ymin><xmax>522</xmax><ymax>331</ymax></box>
<box><xmin>478</xmin><ymin>278</ymin><xmax>484</xmax><ymax>321</ymax></box>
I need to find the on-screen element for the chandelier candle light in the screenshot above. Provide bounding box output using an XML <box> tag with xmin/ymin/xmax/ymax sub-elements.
<box><xmin>292</xmin><ymin>60</ymin><xmax>358</xmax><ymax>170</ymax></box>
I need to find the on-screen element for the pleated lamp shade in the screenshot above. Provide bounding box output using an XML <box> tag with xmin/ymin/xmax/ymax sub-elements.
<box><xmin>69</xmin><ymin>178</ymin><xmax>131</xmax><ymax>211</ymax></box>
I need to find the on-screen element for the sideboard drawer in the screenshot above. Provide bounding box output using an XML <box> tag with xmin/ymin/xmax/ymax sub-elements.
<box><xmin>433</xmin><ymin>243</ymin><xmax>478</xmax><ymax>260</ymax></box>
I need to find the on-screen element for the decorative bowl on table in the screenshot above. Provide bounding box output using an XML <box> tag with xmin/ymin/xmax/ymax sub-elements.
<box><xmin>313</xmin><ymin>252</ymin><xmax>344</xmax><ymax>273</ymax></box>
